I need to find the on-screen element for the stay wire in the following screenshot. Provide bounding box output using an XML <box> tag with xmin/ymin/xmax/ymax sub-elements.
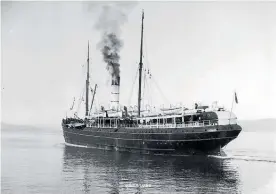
<box><xmin>128</xmin><ymin>66</ymin><xmax>139</xmax><ymax>106</ymax></box>
<box><xmin>144</xmin><ymin>33</ymin><xmax>170</xmax><ymax>106</ymax></box>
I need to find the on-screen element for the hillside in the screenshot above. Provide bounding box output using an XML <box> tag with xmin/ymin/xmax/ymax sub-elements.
<box><xmin>1</xmin><ymin>122</ymin><xmax>58</xmax><ymax>132</ymax></box>
<box><xmin>238</xmin><ymin>118</ymin><xmax>276</xmax><ymax>132</ymax></box>
<box><xmin>1</xmin><ymin>118</ymin><xmax>275</xmax><ymax>132</ymax></box>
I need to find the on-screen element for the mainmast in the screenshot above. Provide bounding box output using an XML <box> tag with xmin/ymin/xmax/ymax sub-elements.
<box><xmin>138</xmin><ymin>10</ymin><xmax>144</xmax><ymax>117</ymax></box>
<box><xmin>85</xmin><ymin>41</ymin><xmax>90</xmax><ymax>117</ymax></box>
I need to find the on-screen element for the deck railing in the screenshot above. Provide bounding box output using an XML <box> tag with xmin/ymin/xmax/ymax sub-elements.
<box><xmin>86</xmin><ymin>119</ymin><xmax>219</xmax><ymax>129</ymax></box>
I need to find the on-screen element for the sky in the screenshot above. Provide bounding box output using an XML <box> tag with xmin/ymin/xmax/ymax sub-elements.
<box><xmin>1</xmin><ymin>1</ymin><xmax>276</xmax><ymax>127</ymax></box>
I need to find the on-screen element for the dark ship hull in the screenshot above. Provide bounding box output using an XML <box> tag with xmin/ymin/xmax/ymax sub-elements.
<box><xmin>62</xmin><ymin>124</ymin><xmax>241</xmax><ymax>155</ymax></box>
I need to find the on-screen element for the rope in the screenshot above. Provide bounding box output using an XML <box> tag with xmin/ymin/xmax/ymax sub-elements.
<box><xmin>143</xmin><ymin>33</ymin><xmax>154</xmax><ymax>108</ymax></box>
<box><xmin>142</xmin><ymin>68</ymin><xmax>147</xmax><ymax>108</ymax></box>
<box><xmin>127</xmin><ymin>66</ymin><xmax>139</xmax><ymax>106</ymax></box>
<box><xmin>144</xmin><ymin>71</ymin><xmax>151</xmax><ymax>107</ymax></box>
<box><xmin>151</xmin><ymin>75</ymin><xmax>170</xmax><ymax>105</ymax></box>
<box><xmin>146</xmin><ymin>75</ymin><xmax>152</xmax><ymax>107</ymax></box>
<box><xmin>75</xmin><ymin>83</ymin><xmax>86</xmax><ymax>115</ymax></box>
<box><xmin>144</xmin><ymin>33</ymin><xmax>170</xmax><ymax>106</ymax></box>
<box><xmin>144</xmin><ymin>33</ymin><xmax>151</xmax><ymax>70</ymax></box>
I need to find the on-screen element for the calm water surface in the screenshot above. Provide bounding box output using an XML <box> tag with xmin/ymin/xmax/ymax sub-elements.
<box><xmin>1</xmin><ymin>125</ymin><xmax>276</xmax><ymax>194</ymax></box>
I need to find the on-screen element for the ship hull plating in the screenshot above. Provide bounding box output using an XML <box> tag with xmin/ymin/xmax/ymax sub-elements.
<box><xmin>62</xmin><ymin>124</ymin><xmax>241</xmax><ymax>155</ymax></box>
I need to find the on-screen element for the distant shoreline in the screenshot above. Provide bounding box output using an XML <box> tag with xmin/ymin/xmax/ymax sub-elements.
<box><xmin>2</xmin><ymin>118</ymin><xmax>276</xmax><ymax>132</ymax></box>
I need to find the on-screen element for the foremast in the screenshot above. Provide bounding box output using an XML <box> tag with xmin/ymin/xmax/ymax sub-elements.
<box><xmin>85</xmin><ymin>42</ymin><xmax>90</xmax><ymax>117</ymax></box>
<box><xmin>138</xmin><ymin>10</ymin><xmax>144</xmax><ymax>117</ymax></box>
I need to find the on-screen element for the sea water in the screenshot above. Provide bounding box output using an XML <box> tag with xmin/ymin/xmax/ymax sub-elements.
<box><xmin>1</xmin><ymin>123</ymin><xmax>276</xmax><ymax>194</ymax></box>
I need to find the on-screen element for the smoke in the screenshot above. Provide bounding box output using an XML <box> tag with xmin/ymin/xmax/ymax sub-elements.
<box><xmin>95</xmin><ymin>4</ymin><xmax>128</xmax><ymax>77</ymax></box>
<box><xmin>100</xmin><ymin>33</ymin><xmax>122</xmax><ymax>77</ymax></box>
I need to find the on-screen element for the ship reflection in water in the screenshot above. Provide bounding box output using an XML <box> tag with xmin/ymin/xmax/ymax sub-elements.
<box><xmin>62</xmin><ymin>146</ymin><xmax>241</xmax><ymax>194</ymax></box>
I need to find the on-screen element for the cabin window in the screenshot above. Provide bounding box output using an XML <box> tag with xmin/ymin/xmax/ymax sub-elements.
<box><xmin>105</xmin><ymin>119</ymin><xmax>110</xmax><ymax>125</ymax></box>
<box><xmin>184</xmin><ymin>116</ymin><xmax>191</xmax><ymax>122</ymax></box>
<box><xmin>175</xmin><ymin>117</ymin><xmax>182</xmax><ymax>124</ymax></box>
<box><xmin>152</xmin><ymin>119</ymin><xmax>157</xmax><ymax>124</ymax></box>
<box><xmin>159</xmin><ymin>119</ymin><xmax>163</xmax><ymax>124</ymax></box>
<box><xmin>193</xmin><ymin>115</ymin><xmax>201</xmax><ymax>122</ymax></box>
<box><xmin>166</xmin><ymin>118</ymin><xmax>173</xmax><ymax>124</ymax></box>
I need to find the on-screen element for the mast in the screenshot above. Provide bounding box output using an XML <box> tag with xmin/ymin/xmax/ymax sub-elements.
<box><xmin>85</xmin><ymin>41</ymin><xmax>90</xmax><ymax>117</ymax></box>
<box><xmin>138</xmin><ymin>10</ymin><xmax>144</xmax><ymax>117</ymax></box>
<box><xmin>89</xmin><ymin>84</ymin><xmax>97</xmax><ymax>116</ymax></box>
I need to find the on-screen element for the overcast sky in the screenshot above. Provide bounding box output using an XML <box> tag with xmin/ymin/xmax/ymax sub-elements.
<box><xmin>1</xmin><ymin>1</ymin><xmax>276</xmax><ymax>127</ymax></box>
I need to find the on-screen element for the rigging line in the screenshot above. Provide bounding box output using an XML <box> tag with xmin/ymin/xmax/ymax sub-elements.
<box><xmin>144</xmin><ymin>74</ymin><xmax>150</xmax><ymax>109</ymax></box>
<box><xmin>76</xmin><ymin>84</ymin><xmax>86</xmax><ymax>114</ymax></box>
<box><xmin>75</xmin><ymin>88</ymin><xmax>83</xmax><ymax>112</ymax></box>
<box><xmin>144</xmin><ymin>33</ymin><xmax>156</xmax><ymax>107</ymax></box>
<box><xmin>127</xmin><ymin>66</ymin><xmax>139</xmax><ymax>106</ymax></box>
<box><xmin>70</xmin><ymin>62</ymin><xmax>86</xmax><ymax>114</ymax></box>
<box><xmin>146</xmin><ymin>75</ymin><xmax>152</xmax><ymax>107</ymax></box>
<box><xmin>69</xmin><ymin>97</ymin><xmax>75</xmax><ymax>110</ymax></box>
<box><xmin>151</xmin><ymin>75</ymin><xmax>170</xmax><ymax>105</ymax></box>
<box><xmin>144</xmin><ymin>73</ymin><xmax>149</xmax><ymax>107</ymax></box>
<box><xmin>143</xmin><ymin>34</ymin><xmax>149</xmax><ymax>104</ymax></box>
<box><xmin>147</xmin><ymin>76</ymin><xmax>153</xmax><ymax>107</ymax></box>
<box><xmin>91</xmin><ymin>94</ymin><xmax>98</xmax><ymax>113</ymax></box>
<box><xmin>143</xmin><ymin>73</ymin><xmax>147</xmax><ymax>103</ymax></box>
<box><xmin>145</xmin><ymin>76</ymin><xmax>149</xmax><ymax>106</ymax></box>
<box><xmin>88</xmin><ymin>67</ymin><xmax>98</xmax><ymax>86</ymax></box>
<box><xmin>144</xmin><ymin>69</ymin><xmax>154</xmax><ymax>107</ymax></box>
<box><xmin>142</xmin><ymin>68</ymin><xmax>147</xmax><ymax>108</ymax></box>
<box><xmin>81</xmin><ymin>62</ymin><xmax>87</xmax><ymax>78</ymax></box>
<box><xmin>89</xmin><ymin>78</ymin><xmax>96</xmax><ymax>86</ymax></box>
<box><xmin>144</xmin><ymin>32</ymin><xmax>152</xmax><ymax>71</ymax></box>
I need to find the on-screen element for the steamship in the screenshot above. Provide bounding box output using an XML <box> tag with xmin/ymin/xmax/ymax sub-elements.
<box><xmin>62</xmin><ymin>11</ymin><xmax>242</xmax><ymax>155</ymax></box>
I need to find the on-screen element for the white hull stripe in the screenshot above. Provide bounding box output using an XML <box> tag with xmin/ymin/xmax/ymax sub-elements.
<box><xmin>65</xmin><ymin>142</ymin><xmax>175</xmax><ymax>151</ymax></box>
<box><xmin>65</xmin><ymin>142</ymin><xmax>88</xmax><ymax>148</ymax></box>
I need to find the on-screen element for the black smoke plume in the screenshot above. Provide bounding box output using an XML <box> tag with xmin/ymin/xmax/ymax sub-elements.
<box><xmin>101</xmin><ymin>33</ymin><xmax>122</xmax><ymax>77</ymax></box>
<box><xmin>95</xmin><ymin>4</ymin><xmax>127</xmax><ymax>78</ymax></box>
